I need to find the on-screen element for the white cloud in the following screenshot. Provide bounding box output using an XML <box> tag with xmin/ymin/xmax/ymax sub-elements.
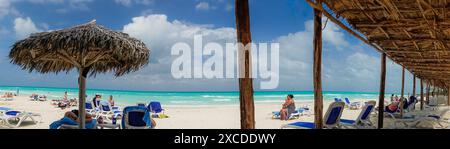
<box><xmin>115</xmin><ymin>0</ymin><xmax>153</xmax><ymax>7</ymax></box>
<box><xmin>120</xmin><ymin>14</ymin><xmax>237</xmax><ymax>90</ymax></box>
<box><xmin>0</xmin><ymin>0</ymin><xmax>11</xmax><ymax>18</ymax></box>
<box><xmin>14</xmin><ymin>17</ymin><xmax>42</xmax><ymax>39</ymax></box>
<box><xmin>195</xmin><ymin>2</ymin><xmax>216</xmax><ymax>11</ymax></box>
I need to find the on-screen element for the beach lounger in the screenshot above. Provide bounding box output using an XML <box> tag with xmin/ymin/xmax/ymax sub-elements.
<box><xmin>99</xmin><ymin>101</ymin><xmax>122</xmax><ymax>121</ymax></box>
<box><xmin>281</xmin><ymin>102</ymin><xmax>345</xmax><ymax>129</ymax></box>
<box><xmin>0</xmin><ymin>97</ymin><xmax>13</xmax><ymax>101</ymax></box>
<box><xmin>50</xmin><ymin>117</ymin><xmax>98</xmax><ymax>129</ymax></box>
<box><xmin>122</xmin><ymin>106</ymin><xmax>153</xmax><ymax>129</ymax></box>
<box><xmin>85</xmin><ymin>102</ymin><xmax>98</xmax><ymax>117</ymax></box>
<box><xmin>340</xmin><ymin>101</ymin><xmax>376</xmax><ymax>129</ymax></box>
<box><xmin>272</xmin><ymin>106</ymin><xmax>311</xmax><ymax>120</ymax></box>
<box><xmin>0</xmin><ymin>109</ymin><xmax>41</xmax><ymax>128</ymax></box>
<box><xmin>344</xmin><ymin>98</ymin><xmax>361</xmax><ymax>110</ymax></box>
<box><xmin>334</xmin><ymin>98</ymin><xmax>342</xmax><ymax>102</ymax></box>
<box><xmin>387</xmin><ymin>109</ymin><xmax>449</xmax><ymax>129</ymax></box>
<box><xmin>148</xmin><ymin>101</ymin><xmax>165</xmax><ymax>116</ymax></box>
<box><xmin>137</xmin><ymin>103</ymin><xmax>146</xmax><ymax>107</ymax></box>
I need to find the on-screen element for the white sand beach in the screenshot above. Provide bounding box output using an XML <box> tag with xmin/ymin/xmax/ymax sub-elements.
<box><xmin>1</xmin><ymin>95</ymin><xmax>448</xmax><ymax>129</ymax></box>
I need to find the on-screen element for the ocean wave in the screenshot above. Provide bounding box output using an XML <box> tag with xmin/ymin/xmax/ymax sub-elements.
<box><xmin>213</xmin><ymin>99</ymin><xmax>233</xmax><ymax>102</ymax></box>
<box><xmin>254</xmin><ymin>100</ymin><xmax>283</xmax><ymax>103</ymax></box>
<box><xmin>169</xmin><ymin>100</ymin><xmax>203</xmax><ymax>104</ymax></box>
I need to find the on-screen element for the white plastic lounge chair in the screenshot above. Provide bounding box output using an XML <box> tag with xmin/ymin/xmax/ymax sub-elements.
<box><xmin>424</xmin><ymin>97</ymin><xmax>439</xmax><ymax>111</ymax></box>
<box><xmin>340</xmin><ymin>101</ymin><xmax>376</xmax><ymax>129</ymax></box>
<box><xmin>99</xmin><ymin>101</ymin><xmax>122</xmax><ymax>121</ymax></box>
<box><xmin>344</xmin><ymin>98</ymin><xmax>361</xmax><ymax>110</ymax></box>
<box><xmin>0</xmin><ymin>110</ymin><xmax>41</xmax><ymax>128</ymax></box>
<box><xmin>281</xmin><ymin>102</ymin><xmax>345</xmax><ymax>129</ymax></box>
<box><xmin>389</xmin><ymin>109</ymin><xmax>450</xmax><ymax>129</ymax></box>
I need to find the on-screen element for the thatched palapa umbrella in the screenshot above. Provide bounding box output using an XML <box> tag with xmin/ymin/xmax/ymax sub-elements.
<box><xmin>9</xmin><ymin>20</ymin><xmax>150</xmax><ymax>129</ymax></box>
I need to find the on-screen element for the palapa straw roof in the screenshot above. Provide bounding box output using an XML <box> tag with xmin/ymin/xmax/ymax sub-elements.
<box><xmin>314</xmin><ymin>0</ymin><xmax>450</xmax><ymax>89</ymax></box>
<box><xmin>9</xmin><ymin>20</ymin><xmax>150</xmax><ymax>76</ymax></box>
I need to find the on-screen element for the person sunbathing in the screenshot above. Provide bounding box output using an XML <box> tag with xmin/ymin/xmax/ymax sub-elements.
<box><xmin>385</xmin><ymin>102</ymin><xmax>399</xmax><ymax>113</ymax></box>
<box><xmin>65</xmin><ymin>110</ymin><xmax>93</xmax><ymax>123</ymax></box>
<box><xmin>49</xmin><ymin>110</ymin><xmax>97</xmax><ymax>129</ymax></box>
<box><xmin>280</xmin><ymin>94</ymin><xmax>296</xmax><ymax>121</ymax></box>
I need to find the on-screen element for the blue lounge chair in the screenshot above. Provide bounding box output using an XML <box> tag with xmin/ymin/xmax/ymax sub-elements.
<box><xmin>344</xmin><ymin>98</ymin><xmax>361</xmax><ymax>109</ymax></box>
<box><xmin>340</xmin><ymin>101</ymin><xmax>376</xmax><ymax>129</ymax></box>
<box><xmin>281</xmin><ymin>102</ymin><xmax>345</xmax><ymax>129</ymax></box>
<box><xmin>99</xmin><ymin>101</ymin><xmax>122</xmax><ymax>121</ymax></box>
<box><xmin>334</xmin><ymin>98</ymin><xmax>342</xmax><ymax>102</ymax></box>
<box><xmin>122</xmin><ymin>106</ymin><xmax>153</xmax><ymax>129</ymax></box>
<box><xmin>137</xmin><ymin>103</ymin><xmax>146</xmax><ymax>107</ymax></box>
<box><xmin>50</xmin><ymin>117</ymin><xmax>98</xmax><ymax>129</ymax></box>
<box><xmin>148</xmin><ymin>101</ymin><xmax>165</xmax><ymax>115</ymax></box>
<box><xmin>85</xmin><ymin>102</ymin><xmax>96</xmax><ymax>115</ymax></box>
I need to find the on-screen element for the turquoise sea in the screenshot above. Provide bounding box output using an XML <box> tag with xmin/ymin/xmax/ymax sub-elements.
<box><xmin>0</xmin><ymin>86</ymin><xmax>391</xmax><ymax>106</ymax></box>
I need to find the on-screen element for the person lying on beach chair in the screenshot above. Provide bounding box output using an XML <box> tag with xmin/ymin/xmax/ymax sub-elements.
<box><xmin>279</xmin><ymin>94</ymin><xmax>296</xmax><ymax>121</ymax></box>
<box><xmin>57</xmin><ymin>99</ymin><xmax>70</xmax><ymax>109</ymax></box>
<box><xmin>49</xmin><ymin>110</ymin><xmax>97</xmax><ymax>129</ymax></box>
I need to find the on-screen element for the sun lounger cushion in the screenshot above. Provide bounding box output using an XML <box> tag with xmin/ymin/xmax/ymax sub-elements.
<box><xmin>286</xmin><ymin>122</ymin><xmax>315</xmax><ymax>129</ymax></box>
<box><xmin>340</xmin><ymin>119</ymin><xmax>355</xmax><ymax>124</ymax></box>
<box><xmin>326</xmin><ymin>107</ymin><xmax>342</xmax><ymax>125</ymax></box>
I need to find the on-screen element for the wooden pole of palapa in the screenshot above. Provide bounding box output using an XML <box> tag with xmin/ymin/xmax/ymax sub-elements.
<box><xmin>78</xmin><ymin>67</ymin><xmax>88</xmax><ymax>129</ymax></box>
<box><xmin>313</xmin><ymin>0</ymin><xmax>323</xmax><ymax>129</ymax></box>
<box><xmin>235</xmin><ymin>0</ymin><xmax>255</xmax><ymax>129</ymax></box>
<box><xmin>378</xmin><ymin>53</ymin><xmax>386</xmax><ymax>129</ymax></box>
<box><xmin>420</xmin><ymin>79</ymin><xmax>424</xmax><ymax>110</ymax></box>
<box><xmin>400</xmin><ymin>67</ymin><xmax>405</xmax><ymax>118</ymax></box>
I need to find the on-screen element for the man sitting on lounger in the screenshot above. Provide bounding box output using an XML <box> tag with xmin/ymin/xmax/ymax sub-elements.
<box><xmin>280</xmin><ymin>94</ymin><xmax>296</xmax><ymax>121</ymax></box>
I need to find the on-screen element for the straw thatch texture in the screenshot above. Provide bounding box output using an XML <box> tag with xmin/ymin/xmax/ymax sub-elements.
<box><xmin>319</xmin><ymin>0</ymin><xmax>450</xmax><ymax>88</ymax></box>
<box><xmin>9</xmin><ymin>20</ymin><xmax>150</xmax><ymax>76</ymax></box>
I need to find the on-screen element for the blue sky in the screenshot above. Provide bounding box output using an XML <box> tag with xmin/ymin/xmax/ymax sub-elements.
<box><xmin>0</xmin><ymin>0</ymin><xmax>419</xmax><ymax>93</ymax></box>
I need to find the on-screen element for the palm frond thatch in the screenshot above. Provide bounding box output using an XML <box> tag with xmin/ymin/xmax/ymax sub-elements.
<box><xmin>318</xmin><ymin>0</ymin><xmax>450</xmax><ymax>89</ymax></box>
<box><xmin>9</xmin><ymin>20</ymin><xmax>150</xmax><ymax>76</ymax></box>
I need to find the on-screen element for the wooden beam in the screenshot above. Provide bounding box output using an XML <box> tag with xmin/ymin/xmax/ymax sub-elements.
<box><xmin>448</xmin><ymin>86</ymin><xmax>450</xmax><ymax>106</ymax></box>
<box><xmin>413</xmin><ymin>75</ymin><xmax>416</xmax><ymax>96</ymax></box>
<box><xmin>235</xmin><ymin>0</ymin><xmax>255</xmax><ymax>129</ymax></box>
<box><xmin>369</xmin><ymin>37</ymin><xmax>450</xmax><ymax>42</ymax></box>
<box><xmin>378</xmin><ymin>53</ymin><xmax>387</xmax><ymax>129</ymax></box>
<box><xmin>313</xmin><ymin>0</ymin><xmax>323</xmax><ymax>129</ymax></box>
<box><xmin>420</xmin><ymin>79</ymin><xmax>424</xmax><ymax>110</ymax></box>
<box><xmin>305</xmin><ymin>0</ymin><xmax>385</xmax><ymax>54</ymax></box>
<box><xmin>426</xmin><ymin>82</ymin><xmax>431</xmax><ymax>105</ymax></box>
<box><xmin>400</xmin><ymin>67</ymin><xmax>405</xmax><ymax>118</ymax></box>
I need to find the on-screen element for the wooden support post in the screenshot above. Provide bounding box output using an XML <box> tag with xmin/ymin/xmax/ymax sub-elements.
<box><xmin>378</xmin><ymin>53</ymin><xmax>386</xmax><ymax>129</ymax></box>
<box><xmin>413</xmin><ymin>75</ymin><xmax>416</xmax><ymax>97</ymax></box>
<box><xmin>235</xmin><ymin>0</ymin><xmax>255</xmax><ymax>129</ymax></box>
<box><xmin>78</xmin><ymin>68</ymin><xmax>88</xmax><ymax>129</ymax></box>
<box><xmin>420</xmin><ymin>79</ymin><xmax>424</xmax><ymax>110</ymax></box>
<box><xmin>400</xmin><ymin>67</ymin><xmax>405</xmax><ymax>118</ymax></box>
<box><xmin>448</xmin><ymin>86</ymin><xmax>450</xmax><ymax>106</ymax></box>
<box><xmin>426</xmin><ymin>82</ymin><xmax>430</xmax><ymax>105</ymax></box>
<box><xmin>313</xmin><ymin>0</ymin><xmax>323</xmax><ymax>129</ymax></box>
